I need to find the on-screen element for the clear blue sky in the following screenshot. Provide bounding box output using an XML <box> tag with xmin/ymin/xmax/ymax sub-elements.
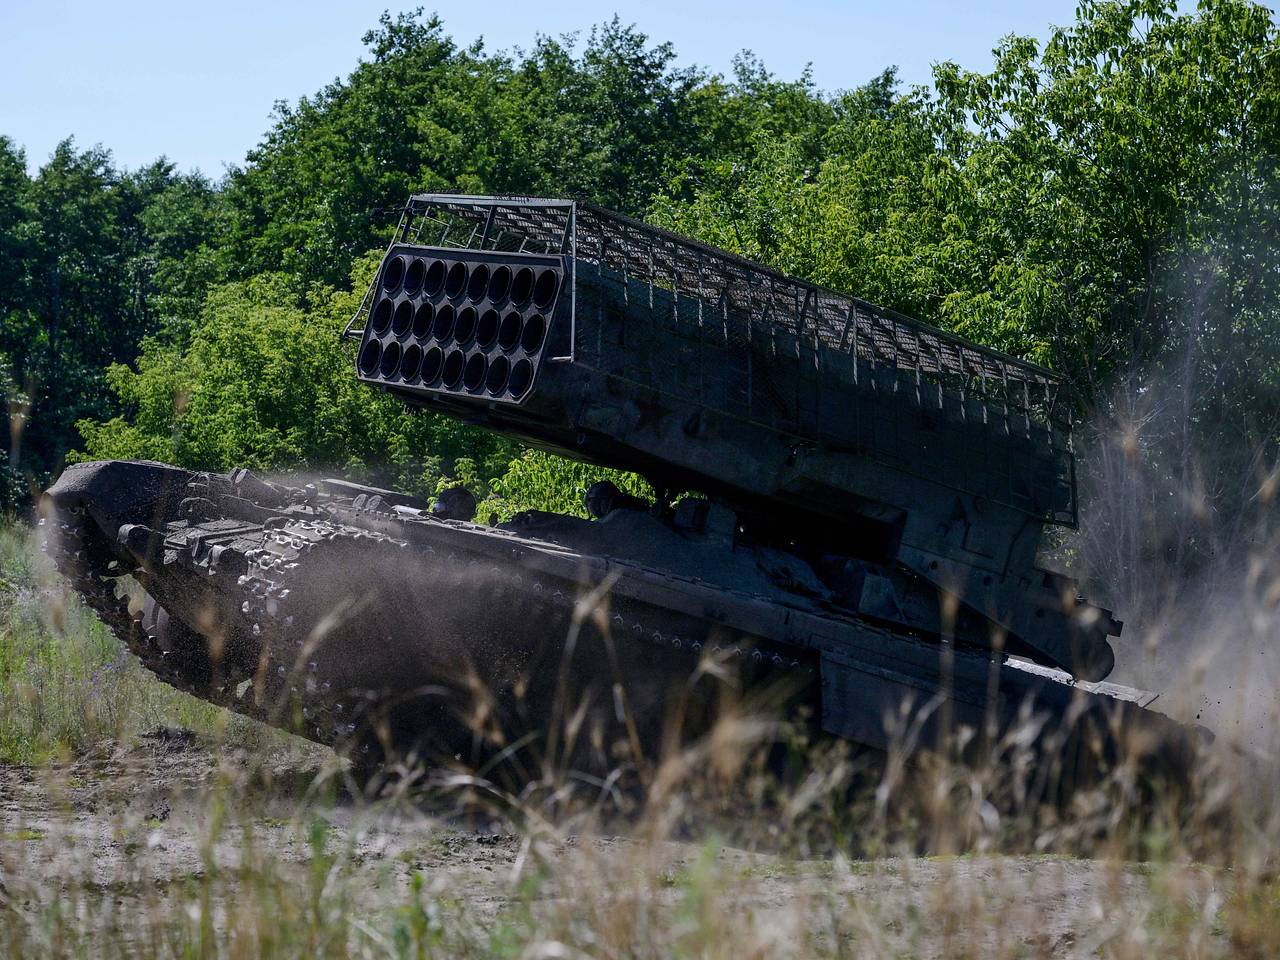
<box><xmin>0</xmin><ymin>0</ymin><xmax>1191</xmax><ymax>177</ymax></box>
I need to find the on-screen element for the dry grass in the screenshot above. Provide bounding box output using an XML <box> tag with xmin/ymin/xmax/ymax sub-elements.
<box><xmin>1</xmin><ymin>516</ymin><xmax>1279</xmax><ymax>959</ymax></box>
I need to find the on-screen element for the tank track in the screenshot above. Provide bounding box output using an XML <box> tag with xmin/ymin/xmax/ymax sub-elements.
<box><xmin>47</xmin><ymin>506</ymin><xmax>472</xmax><ymax>754</ymax></box>
<box><xmin>47</xmin><ymin>506</ymin><xmax>281</xmax><ymax>727</ymax></box>
<box><xmin>46</xmin><ymin>491</ymin><xmax>813</xmax><ymax>767</ymax></box>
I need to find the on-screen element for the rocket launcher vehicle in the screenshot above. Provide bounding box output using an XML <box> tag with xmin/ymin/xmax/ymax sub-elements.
<box><xmin>43</xmin><ymin>195</ymin><xmax>1200</xmax><ymax>784</ymax></box>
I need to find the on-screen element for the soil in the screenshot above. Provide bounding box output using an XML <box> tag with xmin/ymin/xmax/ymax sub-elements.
<box><xmin>0</xmin><ymin>729</ymin><xmax>1221</xmax><ymax>958</ymax></box>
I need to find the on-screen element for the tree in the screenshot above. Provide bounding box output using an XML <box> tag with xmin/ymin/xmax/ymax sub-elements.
<box><xmin>6</xmin><ymin>141</ymin><xmax>128</xmax><ymax>479</ymax></box>
<box><xmin>0</xmin><ymin>138</ymin><xmax>30</xmax><ymax>318</ymax></box>
<box><xmin>652</xmin><ymin>67</ymin><xmax>955</xmax><ymax>327</ymax></box>
<box><xmin>928</xmin><ymin>0</ymin><xmax>1280</xmax><ymax>581</ymax></box>
<box><xmin>210</xmin><ymin>11</ymin><xmax>824</xmax><ymax>290</ymax></box>
<box><xmin>0</xmin><ymin>142</ymin><xmax>229</xmax><ymax>488</ymax></box>
<box><xmin>118</xmin><ymin>160</ymin><xmax>218</xmax><ymax>335</ymax></box>
<box><xmin>76</xmin><ymin>257</ymin><xmax>515</xmax><ymax>500</ymax></box>
<box><xmin>929</xmin><ymin>0</ymin><xmax>1280</xmax><ymax>399</ymax></box>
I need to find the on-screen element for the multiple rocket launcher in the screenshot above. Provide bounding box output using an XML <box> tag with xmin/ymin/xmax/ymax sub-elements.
<box><xmin>349</xmin><ymin>195</ymin><xmax>1116</xmax><ymax>683</ymax></box>
<box><xmin>43</xmin><ymin>193</ymin><xmax>1200</xmax><ymax>781</ymax></box>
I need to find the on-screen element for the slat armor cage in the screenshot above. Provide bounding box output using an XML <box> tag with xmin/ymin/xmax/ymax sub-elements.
<box><xmin>347</xmin><ymin>195</ymin><xmax>1077</xmax><ymax>526</ymax></box>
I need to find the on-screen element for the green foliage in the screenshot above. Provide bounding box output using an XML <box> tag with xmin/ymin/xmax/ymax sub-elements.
<box><xmin>931</xmin><ymin>0</ymin><xmax>1280</xmax><ymax>393</ymax></box>
<box><xmin>658</xmin><ymin>1</ymin><xmax>1280</xmax><ymax>418</ymax></box>
<box><xmin>0</xmin><ymin>138</ymin><xmax>29</xmax><ymax>313</ymax></box>
<box><xmin>652</xmin><ymin>68</ymin><xmax>945</xmax><ymax>323</ymax></box>
<box><xmin>0</xmin><ymin>138</ymin><xmax>216</xmax><ymax>489</ymax></box>
<box><xmin>213</xmin><ymin>13</ymin><xmax>760</xmax><ymax>289</ymax></box>
<box><xmin>75</xmin><ymin>256</ymin><xmax>514</xmax><ymax>499</ymax></box>
<box><xmin>487</xmin><ymin>450</ymin><xmax>653</xmax><ymax>520</ymax></box>
<box><xmin>0</xmin><ymin>523</ymin><xmax>246</xmax><ymax>763</ymax></box>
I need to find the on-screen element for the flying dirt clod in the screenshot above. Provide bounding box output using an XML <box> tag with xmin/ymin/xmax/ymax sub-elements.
<box><xmin>42</xmin><ymin>195</ymin><xmax>1202</xmax><ymax>785</ymax></box>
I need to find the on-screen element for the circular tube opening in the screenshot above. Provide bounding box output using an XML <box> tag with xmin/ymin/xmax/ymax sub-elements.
<box><xmin>498</xmin><ymin>311</ymin><xmax>522</xmax><ymax>352</ymax></box>
<box><xmin>463</xmin><ymin>353</ymin><xmax>487</xmax><ymax>392</ymax></box>
<box><xmin>400</xmin><ymin>342</ymin><xmax>423</xmax><ymax>380</ymax></box>
<box><xmin>412</xmin><ymin>301</ymin><xmax>434</xmax><ymax>339</ymax></box>
<box><xmin>424</xmin><ymin>260</ymin><xmax>446</xmax><ymax>297</ymax></box>
<box><xmin>404</xmin><ymin>257</ymin><xmax>427</xmax><ymax>295</ymax></box>
<box><xmin>358</xmin><ymin>338</ymin><xmax>382</xmax><ymax>375</ymax></box>
<box><xmin>476</xmin><ymin>308</ymin><xmax>500</xmax><ymax>348</ymax></box>
<box><xmin>532</xmin><ymin>269</ymin><xmax>559</xmax><ymax>309</ymax></box>
<box><xmin>487</xmin><ymin>265</ymin><xmax>512</xmax><ymax>304</ymax></box>
<box><xmin>391</xmin><ymin>300</ymin><xmax>414</xmax><ymax>337</ymax></box>
<box><xmin>485</xmin><ymin>355</ymin><xmax>510</xmax><ymax>396</ymax></box>
<box><xmin>467</xmin><ymin>263</ymin><xmax>490</xmax><ymax>302</ymax></box>
<box><xmin>441</xmin><ymin>349</ymin><xmax>465</xmax><ymax>389</ymax></box>
<box><xmin>508</xmin><ymin>357</ymin><xmax>534</xmax><ymax>399</ymax></box>
<box><xmin>370</xmin><ymin>298</ymin><xmax>394</xmax><ymax>334</ymax></box>
<box><xmin>379</xmin><ymin>340</ymin><xmax>402</xmax><ymax>380</ymax></box>
<box><xmin>454</xmin><ymin>306</ymin><xmax>478</xmax><ymax>346</ymax></box>
<box><xmin>445</xmin><ymin>262</ymin><xmax>468</xmax><ymax>299</ymax></box>
<box><xmin>520</xmin><ymin>313</ymin><xmax>547</xmax><ymax>353</ymax></box>
<box><xmin>420</xmin><ymin>345</ymin><xmax>444</xmax><ymax>384</ymax></box>
<box><xmin>382</xmin><ymin>256</ymin><xmax>406</xmax><ymax>291</ymax></box>
<box><xmin>432</xmin><ymin>303</ymin><xmax>456</xmax><ymax>343</ymax></box>
<box><xmin>511</xmin><ymin>266</ymin><xmax>535</xmax><ymax>306</ymax></box>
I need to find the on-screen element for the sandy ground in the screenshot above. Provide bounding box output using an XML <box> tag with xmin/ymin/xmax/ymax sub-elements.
<box><xmin>0</xmin><ymin>729</ymin><xmax>1224</xmax><ymax>958</ymax></box>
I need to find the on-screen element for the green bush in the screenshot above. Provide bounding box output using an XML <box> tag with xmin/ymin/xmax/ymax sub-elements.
<box><xmin>486</xmin><ymin>450</ymin><xmax>653</xmax><ymax>521</ymax></box>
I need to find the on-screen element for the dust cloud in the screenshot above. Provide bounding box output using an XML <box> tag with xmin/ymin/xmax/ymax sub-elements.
<box><xmin>1068</xmin><ymin>346</ymin><xmax>1279</xmax><ymax>752</ymax></box>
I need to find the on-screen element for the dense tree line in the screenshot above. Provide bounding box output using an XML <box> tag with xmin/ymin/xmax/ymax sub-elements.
<box><xmin>0</xmin><ymin>140</ymin><xmax>215</xmax><ymax>497</ymax></box>
<box><xmin>0</xmin><ymin>12</ymin><xmax>833</xmax><ymax>505</ymax></box>
<box><xmin>2</xmin><ymin>2</ymin><xmax>1278</xmax><ymax>572</ymax></box>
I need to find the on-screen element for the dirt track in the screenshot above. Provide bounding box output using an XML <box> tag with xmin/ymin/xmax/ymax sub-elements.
<box><xmin>0</xmin><ymin>728</ymin><xmax>1227</xmax><ymax>958</ymax></box>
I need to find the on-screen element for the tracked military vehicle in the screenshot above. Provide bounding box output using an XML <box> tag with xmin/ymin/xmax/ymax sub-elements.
<box><xmin>44</xmin><ymin>195</ymin><xmax>1198</xmax><ymax>784</ymax></box>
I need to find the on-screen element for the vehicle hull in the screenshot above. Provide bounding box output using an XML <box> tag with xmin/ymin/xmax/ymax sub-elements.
<box><xmin>43</xmin><ymin>460</ymin><xmax>1201</xmax><ymax>789</ymax></box>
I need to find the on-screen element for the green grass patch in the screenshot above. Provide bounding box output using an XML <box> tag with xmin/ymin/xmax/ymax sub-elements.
<box><xmin>0</xmin><ymin>519</ymin><xmax>271</xmax><ymax>763</ymax></box>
